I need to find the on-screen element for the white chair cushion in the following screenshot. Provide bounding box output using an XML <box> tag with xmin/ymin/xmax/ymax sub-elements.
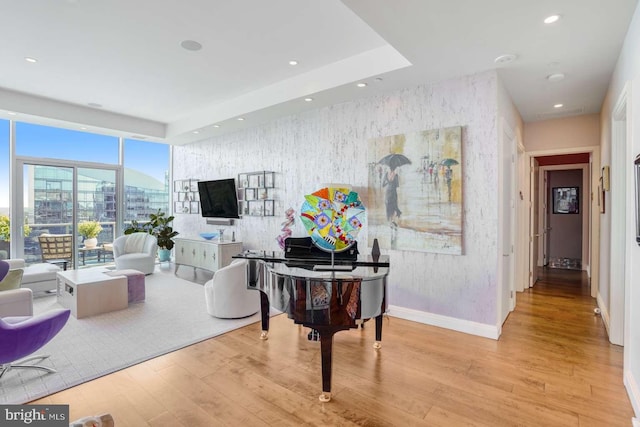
<box><xmin>21</xmin><ymin>263</ymin><xmax>60</xmax><ymax>283</ymax></box>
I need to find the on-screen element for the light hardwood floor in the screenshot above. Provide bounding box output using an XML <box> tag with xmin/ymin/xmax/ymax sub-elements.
<box><xmin>33</xmin><ymin>268</ymin><xmax>635</xmax><ymax>426</ymax></box>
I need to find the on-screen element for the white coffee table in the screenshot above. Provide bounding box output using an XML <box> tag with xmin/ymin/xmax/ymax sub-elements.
<box><xmin>56</xmin><ymin>268</ymin><xmax>128</xmax><ymax>318</ymax></box>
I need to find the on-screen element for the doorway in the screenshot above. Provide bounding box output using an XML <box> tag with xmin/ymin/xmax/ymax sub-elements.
<box><xmin>523</xmin><ymin>148</ymin><xmax>599</xmax><ymax>298</ymax></box>
<box><xmin>12</xmin><ymin>158</ymin><xmax>120</xmax><ymax>269</ymax></box>
<box><xmin>542</xmin><ymin>167</ymin><xmax>588</xmax><ymax>270</ymax></box>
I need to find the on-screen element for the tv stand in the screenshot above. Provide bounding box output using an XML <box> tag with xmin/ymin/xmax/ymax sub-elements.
<box><xmin>174</xmin><ymin>238</ymin><xmax>242</xmax><ymax>274</ymax></box>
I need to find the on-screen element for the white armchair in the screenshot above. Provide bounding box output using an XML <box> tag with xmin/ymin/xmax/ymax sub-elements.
<box><xmin>204</xmin><ymin>259</ymin><xmax>260</xmax><ymax>319</ymax></box>
<box><xmin>0</xmin><ymin>288</ymin><xmax>33</xmax><ymax>317</ymax></box>
<box><xmin>112</xmin><ymin>233</ymin><xmax>157</xmax><ymax>275</ymax></box>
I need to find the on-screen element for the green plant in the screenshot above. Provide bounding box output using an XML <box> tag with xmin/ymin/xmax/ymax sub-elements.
<box><xmin>125</xmin><ymin>209</ymin><xmax>178</xmax><ymax>250</ymax></box>
<box><xmin>78</xmin><ymin>220</ymin><xmax>103</xmax><ymax>239</ymax></box>
<box><xmin>0</xmin><ymin>215</ymin><xmax>32</xmax><ymax>241</ymax></box>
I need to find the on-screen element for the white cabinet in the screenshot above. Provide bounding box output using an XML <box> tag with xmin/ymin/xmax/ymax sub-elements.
<box><xmin>174</xmin><ymin>238</ymin><xmax>242</xmax><ymax>273</ymax></box>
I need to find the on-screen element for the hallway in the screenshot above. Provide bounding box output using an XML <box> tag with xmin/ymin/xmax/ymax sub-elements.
<box><xmin>500</xmin><ymin>267</ymin><xmax>634</xmax><ymax>425</ymax></box>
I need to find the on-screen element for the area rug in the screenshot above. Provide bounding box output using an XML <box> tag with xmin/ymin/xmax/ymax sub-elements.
<box><xmin>0</xmin><ymin>265</ymin><xmax>262</xmax><ymax>404</ymax></box>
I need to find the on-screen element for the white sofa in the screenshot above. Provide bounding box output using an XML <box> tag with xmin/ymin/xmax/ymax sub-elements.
<box><xmin>5</xmin><ymin>259</ymin><xmax>60</xmax><ymax>294</ymax></box>
<box><xmin>204</xmin><ymin>259</ymin><xmax>260</xmax><ymax>319</ymax></box>
<box><xmin>0</xmin><ymin>288</ymin><xmax>33</xmax><ymax>317</ymax></box>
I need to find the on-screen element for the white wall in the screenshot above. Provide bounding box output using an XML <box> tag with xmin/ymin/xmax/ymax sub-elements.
<box><xmin>174</xmin><ymin>70</ymin><xmax>501</xmax><ymax>334</ymax></box>
<box><xmin>496</xmin><ymin>76</ymin><xmax>525</xmax><ymax>325</ymax></box>
<box><xmin>602</xmin><ymin>1</ymin><xmax>640</xmax><ymax>418</ymax></box>
<box><xmin>524</xmin><ymin>114</ymin><xmax>601</xmax><ymax>151</ymax></box>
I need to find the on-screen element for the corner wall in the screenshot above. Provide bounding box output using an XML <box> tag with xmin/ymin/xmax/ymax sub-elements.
<box><xmin>174</xmin><ymin>70</ymin><xmax>501</xmax><ymax>333</ymax></box>
<box><xmin>602</xmin><ymin>1</ymin><xmax>640</xmax><ymax>418</ymax></box>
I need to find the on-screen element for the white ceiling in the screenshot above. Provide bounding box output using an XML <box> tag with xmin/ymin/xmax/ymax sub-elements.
<box><xmin>0</xmin><ymin>0</ymin><xmax>637</xmax><ymax>145</ymax></box>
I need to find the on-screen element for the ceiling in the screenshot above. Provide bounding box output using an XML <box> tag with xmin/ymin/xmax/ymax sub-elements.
<box><xmin>0</xmin><ymin>0</ymin><xmax>637</xmax><ymax>145</ymax></box>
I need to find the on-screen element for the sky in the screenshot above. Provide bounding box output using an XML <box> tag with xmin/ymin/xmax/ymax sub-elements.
<box><xmin>0</xmin><ymin>119</ymin><xmax>169</xmax><ymax>208</ymax></box>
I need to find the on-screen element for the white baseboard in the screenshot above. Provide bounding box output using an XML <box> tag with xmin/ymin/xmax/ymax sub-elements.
<box><xmin>388</xmin><ymin>305</ymin><xmax>500</xmax><ymax>340</ymax></box>
<box><xmin>596</xmin><ymin>292</ymin><xmax>611</xmax><ymax>336</ymax></box>
<box><xmin>625</xmin><ymin>369</ymin><xmax>640</xmax><ymax>422</ymax></box>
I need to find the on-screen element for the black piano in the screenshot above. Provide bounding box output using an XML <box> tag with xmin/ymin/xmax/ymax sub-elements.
<box><xmin>234</xmin><ymin>245</ymin><xmax>389</xmax><ymax>402</ymax></box>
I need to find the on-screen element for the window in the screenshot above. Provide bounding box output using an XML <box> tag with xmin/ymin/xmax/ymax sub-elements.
<box><xmin>0</xmin><ymin>119</ymin><xmax>8</xmax><ymax>215</ymax></box>
<box><xmin>16</xmin><ymin>122</ymin><xmax>118</xmax><ymax>164</ymax></box>
<box><xmin>123</xmin><ymin>139</ymin><xmax>169</xmax><ymax>222</ymax></box>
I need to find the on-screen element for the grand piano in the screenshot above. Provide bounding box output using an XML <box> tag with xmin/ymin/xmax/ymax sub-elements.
<box><xmin>234</xmin><ymin>247</ymin><xmax>389</xmax><ymax>402</ymax></box>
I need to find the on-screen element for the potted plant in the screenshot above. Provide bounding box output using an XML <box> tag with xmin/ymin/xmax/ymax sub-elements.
<box><xmin>0</xmin><ymin>215</ymin><xmax>32</xmax><ymax>259</ymax></box>
<box><xmin>125</xmin><ymin>210</ymin><xmax>178</xmax><ymax>262</ymax></box>
<box><xmin>150</xmin><ymin>210</ymin><xmax>179</xmax><ymax>262</ymax></box>
<box><xmin>78</xmin><ymin>220</ymin><xmax>103</xmax><ymax>249</ymax></box>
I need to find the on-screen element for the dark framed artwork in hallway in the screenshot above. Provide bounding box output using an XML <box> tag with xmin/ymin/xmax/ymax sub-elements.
<box><xmin>552</xmin><ymin>186</ymin><xmax>579</xmax><ymax>214</ymax></box>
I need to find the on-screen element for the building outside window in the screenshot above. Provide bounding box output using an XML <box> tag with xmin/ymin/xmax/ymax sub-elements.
<box><xmin>0</xmin><ymin>121</ymin><xmax>170</xmax><ymax>265</ymax></box>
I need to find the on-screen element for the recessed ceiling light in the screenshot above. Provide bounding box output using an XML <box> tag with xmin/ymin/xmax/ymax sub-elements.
<box><xmin>213</xmin><ymin>124</ymin><xmax>220</xmax><ymax>128</ymax></box>
<box><xmin>237</xmin><ymin>117</ymin><xmax>245</xmax><ymax>121</ymax></box>
<box><xmin>131</xmin><ymin>135</ymin><xmax>147</xmax><ymax>140</ymax></box>
<box><xmin>304</xmin><ymin>97</ymin><xmax>313</xmax><ymax>102</ymax></box>
<box><xmin>7</xmin><ymin>112</ymin><xmax>16</xmax><ymax>116</ymax></box>
<box><xmin>192</xmin><ymin>130</ymin><xmax>200</xmax><ymax>134</ymax></box>
<box><xmin>547</xmin><ymin>73</ymin><xmax>566</xmax><ymax>82</ymax></box>
<box><xmin>494</xmin><ymin>54</ymin><xmax>517</xmax><ymax>65</ymax></box>
<box><xmin>289</xmin><ymin>60</ymin><xmax>298</xmax><ymax>66</ymax></box>
<box><xmin>544</xmin><ymin>14</ymin><xmax>561</xmax><ymax>24</ymax></box>
<box><xmin>24</xmin><ymin>57</ymin><xmax>37</xmax><ymax>63</ymax></box>
<box><xmin>87</xmin><ymin>102</ymin><xmax>103</xmax><ymax>108</ymax></box>
<box><xmin>80</xmin><ymin>127</ymin><xmax>87</xmax><ymax>130</ymax></box>
<box><xmin>180</xmin><ymin>40</ymin><xmax>202</xmax><ymax>51</ymax></box>
<box><xmin>554</xmin><ymin>103</ymin><xmax>564</xmax><ymax>108</ymax></box>
<box><xmin>357</xmin><ymin>82</ymin><xmax>367</xmax><ymax>88</ymax></box>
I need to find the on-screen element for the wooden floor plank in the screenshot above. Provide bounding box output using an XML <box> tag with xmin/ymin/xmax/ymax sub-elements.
<box><xmin>30</xmin><ymin>267</ymin><xmax>635</xmax><ymax>426</ymax></box>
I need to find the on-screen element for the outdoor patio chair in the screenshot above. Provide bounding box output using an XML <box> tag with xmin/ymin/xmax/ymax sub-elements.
<box><xmin>38</xmin><ymin>234</ymin><xmax>73</xmax><ymax>270</ymax></box>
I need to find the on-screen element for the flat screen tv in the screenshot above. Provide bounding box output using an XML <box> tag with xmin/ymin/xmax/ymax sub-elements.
<box><xmin>197</xmin><ymin>179</ymin><xmax>240</xmax><ymax>219</ymax></box>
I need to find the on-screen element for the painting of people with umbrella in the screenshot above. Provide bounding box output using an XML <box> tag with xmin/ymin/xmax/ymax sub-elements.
<box><xmin>367</xmin><ymin>126</ymin><xmax>462</xmax><ymax>254</ymax></box>
<box><xmin>378</xmin><ymin>153</ymin><xmax>411</xmax><ymax>228</ymax></box>
<box><xmin>440</xmin><ymin>158</ymin><xmax>459</xmax><ymax>202</ymax></box>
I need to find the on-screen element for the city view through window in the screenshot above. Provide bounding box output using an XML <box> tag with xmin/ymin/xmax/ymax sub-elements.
<box><xmin>0</xmin><ymin>120</ymin><xmax>170</xmax><ymax>267</ymax></box>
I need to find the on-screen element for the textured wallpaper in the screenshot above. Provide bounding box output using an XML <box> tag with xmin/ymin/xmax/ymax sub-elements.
<box><xmin>173</xmin><ymin>70</ymin><xmax>499</xmax><ymax>325</ymax></box>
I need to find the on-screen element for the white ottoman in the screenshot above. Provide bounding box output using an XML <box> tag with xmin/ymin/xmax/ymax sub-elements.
<box><xmin>5</xmin><ymin>259</ymin><xmax>61</xmax><ymax>294</ymax></box>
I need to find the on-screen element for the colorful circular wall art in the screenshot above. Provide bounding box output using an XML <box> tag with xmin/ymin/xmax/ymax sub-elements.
<box><xmin>300</xmin><ymin>187</ymin><xmax>365</xmax><ymax>252</ymax></box>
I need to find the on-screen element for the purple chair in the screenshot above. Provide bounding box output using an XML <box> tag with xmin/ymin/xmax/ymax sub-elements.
<box><xmin>0</xmin><ymin>308</ymin><xmax>70</xmax><ymax>379</ymax></box>
<box><xmin>0</xmin><ymin>260</ymin><xmax>9</xmax><ymax>282</ymax></box>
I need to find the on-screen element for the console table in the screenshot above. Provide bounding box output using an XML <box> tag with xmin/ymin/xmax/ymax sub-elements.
<box><xmin>234</xmin><ymin>251</ymin><xmax>390</xmax><ymax>402</ymax></box>
<box><xmin>174</xmin><ymin>237</ymin><xmax>242</xmax><ymax>273</ymax></box>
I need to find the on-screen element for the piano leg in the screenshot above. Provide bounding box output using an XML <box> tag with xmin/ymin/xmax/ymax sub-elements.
<box><xmin>319</xmin><ymin>331</ymin><xmax>335</xmax><ymax>402</ymax></box>
<box><xmin>259</xmin><ymin>292</ymin><xmax>270</xmax><ymax>340</ymax></box>
<box><xmin>373</xmin><ymin>314</ymin><xmax>383</xmax><ymax>349</ymax></box>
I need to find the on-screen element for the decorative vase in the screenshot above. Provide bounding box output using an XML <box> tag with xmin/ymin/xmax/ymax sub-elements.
<box><xmin>158</xmin><ymin>248</ymin><xmax>172</xmax><ymax>262</ymax></box>
<box><xmin>84</xmin><ymin>237</ymin><xmax>98</xmax><ymax>249</ymax></box>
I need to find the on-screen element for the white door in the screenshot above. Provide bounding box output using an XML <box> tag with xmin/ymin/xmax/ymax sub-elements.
<box><xmin>529</xmin><ymin>158</ymin><xmax>540</xmax><ymax>287</ymax></box>
<box><xmin>543</xmin><ymin>171</ymin><xmax>552</xmax><ymax>267</ymax></box>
